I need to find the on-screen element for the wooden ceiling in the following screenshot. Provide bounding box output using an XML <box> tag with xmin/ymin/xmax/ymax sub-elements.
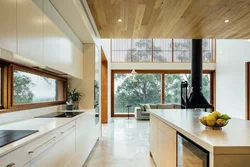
<box><xmin>86</xmin><ymin>0</ymin><xmax>250</xmax><ymax>39</ymax></box>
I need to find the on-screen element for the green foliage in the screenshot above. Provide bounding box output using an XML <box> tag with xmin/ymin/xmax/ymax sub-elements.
<box><xmin>115</xmin><ymin>74</ymin><xmax>161</xmax><ymax>109</ymax></box>
<box><xmin>164</xmin><ymin>74</ymin><xmax>210</xmax><ymax>103</ymax></box>
<box><xmin>114</xmin><ymin>39</ymin><xmax>211</xmax><ymax>113</ymax></box>
<box><xmin>14</xmin><ymin>71</ymin><xmax>34</xmax><ymax>104</ymax></box>
<box><xmin>68</xmin><ymin>89</ymin><xmax>83</xmax><ymax>102</ymax></box>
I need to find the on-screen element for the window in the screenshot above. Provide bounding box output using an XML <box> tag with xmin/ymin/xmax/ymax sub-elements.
<box><xmin>0</xmin><ymin>63</ymin><xmax>67</xmax><ymax>111</ymax></box>
<box><xmin>112</xmin><ymin>70</ymin><xmax>214</xmax><ymax>117</ymax></box>
<box><xmin>164</xmin><ymin>74</ymin><xmax>210</xmax><ymax>104</ymax></box>
<box><xmin>111</xmin><ymin>39</ymin><xmax>215</xmax><ymax>63</ymax></box>
<box><xmin>14</xmin><ymin>70</ymin><xmax>59</xmax><ymax>105</ymax></box>
<box><xmin>153</xmin><ymin>39</ymin><xmax>172</xmax><ymax>62</ymax></box>
<box><xmin>112</xmin><ymin>39</ymin><xmax>132</xmax><ymax>62</ymax></box>
<box><xmin>202</xmin><ymin>39</ymin><xmax>213</xmax><ymax>62</ymax></box>
<box><xmin>132</xmin><ymin>39</ymin><xmax>152</xmax><ymax>62</ymax></box>
<box><xmin>10</xmin><ymin>65</ymin><xmax>66</xmax><ymax>108</ymax></box>
<box><xmin>114</xmin><ymin>73</ymin><xmax>161</xmax><ymax>114</ymax></box>
<box><xmin>173</xmin><ymin>39</ymin><xmax>192</xmax><ymax>62</ymax></box>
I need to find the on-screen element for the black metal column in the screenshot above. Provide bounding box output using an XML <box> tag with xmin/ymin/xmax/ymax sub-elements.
<box><xmin>191</xmin><ymin>39</ymin><xmax>203</xmax><ymax>91</ymax></box>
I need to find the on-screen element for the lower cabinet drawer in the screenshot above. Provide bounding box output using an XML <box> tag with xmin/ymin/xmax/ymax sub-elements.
<box><xmin>0</xmin><ymin>146</ymin><xmax>26</xmax><ymax>167</ymax></box>
<box><xmin>22</xmin><ymin>131</ymin><xmax>58</xmax><ymax>162</ymax></box>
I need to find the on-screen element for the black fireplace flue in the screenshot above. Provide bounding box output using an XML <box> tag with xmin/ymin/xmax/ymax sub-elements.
<box><xmin>181</xmin><ymin>39</ymin><xmax>214</xmax><ymax>111</ymax></box>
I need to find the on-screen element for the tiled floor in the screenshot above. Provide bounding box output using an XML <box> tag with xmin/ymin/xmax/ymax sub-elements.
<box><xmin>84</xmin><ymin>118</ymin><xmax>156</xmax><ymax>167</ymax></box>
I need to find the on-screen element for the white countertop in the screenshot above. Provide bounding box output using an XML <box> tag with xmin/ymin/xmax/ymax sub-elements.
<box><xmin>0</xmin><ymin>109</ymin><xmax>94</xmax><ymax>157</ymax></box>
<box><xmin>150</xmin><ymin>109</ymin><xmax>250</xmax><ymax>155</ymax></box>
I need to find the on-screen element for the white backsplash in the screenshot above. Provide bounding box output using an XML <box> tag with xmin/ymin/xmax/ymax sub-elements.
<box><xmin>0</xmin><ymin>105</ymin><xmax>66</xmax><ymax>125</ymax></box>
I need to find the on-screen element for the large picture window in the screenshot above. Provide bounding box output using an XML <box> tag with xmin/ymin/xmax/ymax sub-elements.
<box><xmin>0</xmin><ymin>62</ymin><xmax>67</xmax><ymax>112</ymax></box>
<box><xmin>111</xmin><ymin>39</ymin><xmax>215</xmax><ymax>63</ymax></box>
<box><xmin>114</xmin><ymin>73</ymin><xmax>161</xmax><ymax>114</ymax></box>
<box><xmin>112</xmin><ymin>70</ymin><xmax>215</xmax><ymax>117</ymax></box>
<box><xmin>14</xmin><ymin>70</ymin><xmax>59</xmax><ymax>105</ymax></box>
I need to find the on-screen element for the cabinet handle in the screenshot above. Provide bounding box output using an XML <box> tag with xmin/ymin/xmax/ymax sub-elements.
<box><xmin>61</xmin><ymin>125</ymin><xmax>75</xmax><ymax>134</ymax></box>
<box><xmin>6</xmin><ymin>163</ymin><xmax>15</xmax><ymax>167</ymax></box>
<box><xmin>28</xmin><ymin>136</ymin><xmax>56</xmax><ymax>154</ymax></box>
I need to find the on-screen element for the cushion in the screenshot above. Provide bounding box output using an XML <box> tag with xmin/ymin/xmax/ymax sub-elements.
<box><xmin>150</xmin><ymin>104</ymin><xmax>157</xmax><ymax>109</ymax></box>
<box><xmin>144</xmin><ymin>104</ymin><xmax>151</xmax><ymax>110</ymax></box>
<box><xmin>139</xmin><ymin>104</ymin><xmax>146</xmax><ymax>111</ymax></box>
<box><xmin>157</xmin><ymin>104</ymin><xmax>174</xmax><ymax>109</ymax></box>
<box><xmin>141</xmin><ymin>110</ymin><xmax>150</xmax><ymax>116</ymax></box>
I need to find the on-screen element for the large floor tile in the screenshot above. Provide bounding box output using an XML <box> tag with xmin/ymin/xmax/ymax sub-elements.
<box><xmin>84</xmin><ymin>118</ymin><xmax>155</xmax><ymax>167</ymax></box>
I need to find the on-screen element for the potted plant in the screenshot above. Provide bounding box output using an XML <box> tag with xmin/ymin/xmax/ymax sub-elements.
<box><xmin>68</xmin><ymin>89</ymin><xmax>84</xmax><ymax>109</ymax></box>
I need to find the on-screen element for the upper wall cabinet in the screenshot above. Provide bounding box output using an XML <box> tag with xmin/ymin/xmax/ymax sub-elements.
<box><xmin>17</xmin><ymin>0</ymin><xmax>44</xmax><ymax>64</ymax></box>
<box><xmin>43</xmin><ymin>0</ymin><xmax>83</xmax><ymax>79</ymax></box>
<box><xmin>43</xmin><ymin>0</ymin><xmax>64</xmax><ymax>71</ymax></box>
<box><xmin>0</xmin><ymin>0</ymin><xmax>17</xmax><ymax>53</ymax></box>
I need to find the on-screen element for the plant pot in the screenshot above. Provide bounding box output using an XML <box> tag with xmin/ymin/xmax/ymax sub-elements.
<box><xmin>72</xmin><ymin>101</ymin><xmax>79</xmax><ymax>110</ymax></box>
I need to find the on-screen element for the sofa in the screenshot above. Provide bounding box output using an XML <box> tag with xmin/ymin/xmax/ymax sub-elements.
<box><xmin>134</xmin><ymin>104</ymin><xmax>181</xmax><ymax>120</ymax></box>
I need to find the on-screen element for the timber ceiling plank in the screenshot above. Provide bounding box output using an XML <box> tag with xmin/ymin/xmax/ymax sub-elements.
<box><xmin>86</xmin><ymin>0</ymin><xmax>250</xmax><ymax>38</ymax></box>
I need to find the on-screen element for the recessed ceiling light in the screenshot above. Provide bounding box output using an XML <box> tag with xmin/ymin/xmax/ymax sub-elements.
<box><xmin>118</xmin><ymin>19</ymin><xmax>123</xmax><ymax>22</ymax></box>
<box><xmin>224</xmin><ymin>19</ymin><xmax>230</xmax><ymax>23</ymax></box>
<box><xmin>248</xmin><ymin>39</ymin><xmax>250</xmax><ymax>42</ymax></box>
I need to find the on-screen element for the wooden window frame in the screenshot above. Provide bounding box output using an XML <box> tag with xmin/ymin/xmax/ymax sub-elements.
<box><xmin>5</xmin><ymin>64</ymin><xmax>67</xmax><ymax>111</ymax></box>
<box><xmin>111</xmin><ymin>39</ymin><xmax>216</xmax><ymax>63</ymax></box>
<box><xmin>111</xmin><ymin>70</ymin><xmax>216</xmax><ymax>117</ymax></box>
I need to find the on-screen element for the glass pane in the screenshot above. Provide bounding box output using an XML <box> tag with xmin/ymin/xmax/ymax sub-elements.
<box><xmin>164</xmin><ymin>74</ymin><xmax>210</xmax><ymax>104</ymax></box>
<box><xmin>173</xmin><ymin>39</ymin><xmax>192</xmax><ymax>62</ymax></box>
<box><xmin>112</xmin><ymin>39</ymin><xmax>132</xmax><ymax>62</ymax></box>
<box><xmin>14</xmin><ymin>70</ymin><xmax>58</xmax><ymax>105</ymax></box>
<box><xmin>153</xmin><ymin>39</ymin><xmax>172</xmax><ymax>62</ymax></box>
<box><xmin>132</xmin><ymin>39</ymin><xmax>152</xmax><ymax>50</ymax></box>
<box><xmin>112</xmin><ymin>50</ymin><xmax>132</xmax><ymax>62</ymax></box>
<box><xmin>114</xmin><ymin>73</ymin><xmax>161</xmax><ymax>114</ymax></box>
<box><xmin>112</xmin><ymin>39</ymin><xmax>131</xmax><ymax>50</ymax></box>
<box><xmin>202</xmin><ymin>39</ymin><xmax>213</xmax><ymax>62</ymax></box>
<box><xmin>132</xmin><ymin>50</ymin><xmax>151</xmax><ymax>62</ymax></box>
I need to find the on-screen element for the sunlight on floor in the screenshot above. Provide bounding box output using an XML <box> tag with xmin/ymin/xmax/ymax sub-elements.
<box><xmin>84</xmin><ymin>118</ymin><xmax>156</xmax><ymax>167</ymax></box>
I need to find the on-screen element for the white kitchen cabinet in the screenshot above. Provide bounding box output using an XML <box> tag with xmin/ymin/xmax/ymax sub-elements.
<box><xmin>23</xmin><ymin>141</ymin><xmax>61</xmax><ymax>167</ymax></box>
<box><xmin>43</xmin><ymin>0</ymin><xmax>63</xmax><ymax>71</ymax></box>
<box><xmin>66</xmin><ymin>110</ymin><xmax>99</xmax><ymax>167</ymax></box>
<box><xmin>43</xmin><ymin>0</ymin><xmax>83</xmax><ymax>79</ymax></box>
<box><xmin>0</xmin><ymin>0</ymin><xmax>17</xmax><ymax>53</ymax></box>
<box><xmin>59</xmin><ymin>124</ymin><xmax>76</xmax><ymax>166</ymax></box>
<box><xmin>17</xmin><ymin>0</ymin><xmax>43</xmax><ymax>64</ymax></box>
<box><xmin>0</xmin><ymin>146</ymin><xmax>26</xmax><ymax>167</ymax></box>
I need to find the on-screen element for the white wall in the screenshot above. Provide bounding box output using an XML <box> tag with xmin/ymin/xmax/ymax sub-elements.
<box><xmin>111</xmin><ymin>62</ymin><xmax>216</xmax><ymax>70</ymax></box>
<box><xmin>0</xmin><ymin>105</ymin><xmax>65</xmax><ymax>125</ymax></box>
<box><xmin>216</xmin><ymin>39</ymin><xmax>250</xmax><ymax>119</ymax></box>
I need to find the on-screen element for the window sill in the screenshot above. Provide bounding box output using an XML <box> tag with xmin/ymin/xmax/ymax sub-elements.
<box><xmin>0</xmin><ymin>101</ymin><xmax>66</xmax><ymax>114</ymax></box>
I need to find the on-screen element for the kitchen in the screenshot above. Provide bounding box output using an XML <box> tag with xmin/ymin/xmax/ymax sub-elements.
<box><xmin>0</xmin><ymin>0</ymin><xmax>101</xmax><ymax>166</ymax></box>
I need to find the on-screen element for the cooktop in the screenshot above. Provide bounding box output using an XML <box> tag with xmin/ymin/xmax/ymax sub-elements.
<box><xmin>35</xmin><ymin>112</ymin><xmax>84</xmax><ymax>118</ymax></box>
<box><xmin>0</xmin><ymin>130</ymin><xmax>38</xmax><ymax>148</ymax></box>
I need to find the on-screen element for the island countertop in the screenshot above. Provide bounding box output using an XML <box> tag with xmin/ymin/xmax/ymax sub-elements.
<box><xmin>150</xmin><ymin>109</ymin><xmax>250</xmax><ymax>155</ymax></box>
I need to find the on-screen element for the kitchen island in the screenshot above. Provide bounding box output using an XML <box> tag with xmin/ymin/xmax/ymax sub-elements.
<box><xmin>150</xmin><ymin>109</ymin><xmax>250</xmax><ymax>167</ymax></box>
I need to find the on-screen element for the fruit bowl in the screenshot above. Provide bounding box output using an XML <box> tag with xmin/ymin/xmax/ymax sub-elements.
<box><xmin>199</xmin><ymin>111</ymin><xmax>231</xmax><ymax>130</ymax></box>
